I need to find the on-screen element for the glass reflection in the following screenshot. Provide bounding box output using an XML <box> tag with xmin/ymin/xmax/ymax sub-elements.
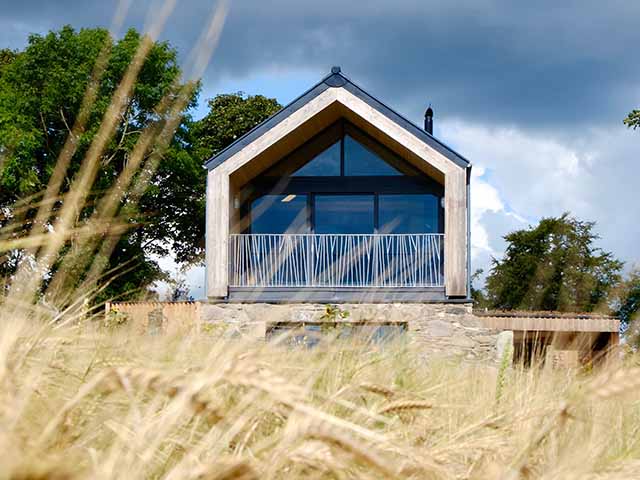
<box><xmin>250</xmin><ymin>194</ymin><xmax>308</xmax><ymax>234</ymax></box>
<box><xmin>292</xmin><ymin>141</ymin><xmax>341</xmax><ymax>176</ymax></box>
<box><xmin>378</xmin><ymin>194</ymin><xmax>440</xmax><ymax>233</ymax></box>
<box><xmin>343</xmin><ymin>135</ymin><xmax>402</xmax><ymax>176</ymax></box>
<box><xmin>315</xmin><ymin>195</ymin><xmax>375</xmax><ymax>234</ymax></box>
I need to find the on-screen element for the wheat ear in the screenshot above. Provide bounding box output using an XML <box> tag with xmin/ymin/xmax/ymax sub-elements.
<box><xmin>193</xmin><ymin>460</ymin><xmax>257</xmax><ymax>480</ymax></box>
<box><xmin>378</xmin><ymin>400</ymin><xmax>433</xmax><ymax>415</ymax></box>
<box><xmin>359</xmin><ymin>382</ymin><xmax>395</xmax><ymax>398</ymax></box>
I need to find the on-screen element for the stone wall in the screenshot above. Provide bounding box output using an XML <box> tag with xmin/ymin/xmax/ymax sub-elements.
<box><xmin>106</xmin><ymin>301</ymin><xmax>202</xmax><ymax>335</ymax></box>
<box><xmin>199</xmin><ymin>302</ymin><xmax>503</xmax><ymax>361</ymax></box>
<box><xmin>107</xmin><ymin>301</ymin><xmax>504</xmax><ymax>361</ymax></box>
<box><xmin>106</xmin><ymin>301</ymin><xmax>618</xmax><ymax>366</ymax></box>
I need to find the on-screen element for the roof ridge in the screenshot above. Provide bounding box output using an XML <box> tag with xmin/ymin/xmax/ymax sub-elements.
<box><xmin>203</xmin><ymin>68</ymin><xmax>471</xmax><ymax>170</ymax></box>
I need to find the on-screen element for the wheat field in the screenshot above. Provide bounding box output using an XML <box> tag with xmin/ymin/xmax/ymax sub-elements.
<box><xmin>1</xmin><ymin>2</ymin><xmax>638</xmax><ymax>478</ymax></box>
<box><xmin>0</xmin><ymin>318</ymin><xmax>637</xmax><ymax>480</ymax></box>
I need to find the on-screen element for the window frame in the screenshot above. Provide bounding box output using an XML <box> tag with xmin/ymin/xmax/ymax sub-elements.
<box><xmin>241</xmin><ymin>120</ymin><xmax>445</xmax><ymax>235</ymax></box>
<box><xmin>263</xmin><ymin>120</ymin><xmax>422</xmax><ymax>178</ymax></box>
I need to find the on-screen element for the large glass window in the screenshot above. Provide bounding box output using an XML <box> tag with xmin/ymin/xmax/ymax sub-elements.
<box><xmin>243</xmin><ymin>121</ymin><xmax>444</xmax><ymax>236</ymax></box>
<box><xmin>343</xmin><ymin>135</ymin><xmax>402</xmax><ymax>176</ymax></box>
<box><xmin>250</xmin><ymin>194</ymin><xmax>308</xmax><ymax>234</ymax></box>
<box><xmin>314</xmin><ymin>195</ymin><xmax>375</xmax><ymax>234</ymax></box>
<box><xmin>292</xmin><ymin>141</ymin><xmax>341</xmax><ymax>176</ymax></box>
<box><xmin>378</xmin><ymin>194</ymin><xmax>440</xmax><ymax>233</ymax></box>
<box><xmin>277</xmin><ymin>123</ymin><xmax>407</xmax><ymax>178</ymax></box>
<box><xmin>249</xmin><ymin>194</ymin><xmax>441</xmax><ymax>234</ymax></box>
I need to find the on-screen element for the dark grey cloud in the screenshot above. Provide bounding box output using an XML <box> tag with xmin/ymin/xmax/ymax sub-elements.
<box><xmin>2</xmin><ymin>0</ymin><xmax>639</xmax><ymax>273</ymax></box>
<box><xmin>212</xmin><ymin>1</ymin><xmax>640</xmax><ymax>131</ymax></box>
<box><xmin>2</xmin><ymin>0</ymin><xmax>639</xmax><ymax>129</ymax></box>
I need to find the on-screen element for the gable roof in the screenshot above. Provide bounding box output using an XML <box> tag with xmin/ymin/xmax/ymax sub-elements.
<box><xmin>204</xmin><ymin>67</ymin><xmax>471</xmax><ymax>171</ymax></box>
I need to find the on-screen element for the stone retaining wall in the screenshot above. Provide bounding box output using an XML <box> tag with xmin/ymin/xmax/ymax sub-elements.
<box><xmin>200</xmin><ymin>302</ymin><xmax>502</xmax><ymax>361</ymax></box>
<box><xmin>106</xmin><ymin>301</ymin><xmax>504</xmax><ymax>361</ymax></box>
<box><xmin>106</xmin><ymin>301</ymin><xmax>618</xmax><ymax>365</ymax></box>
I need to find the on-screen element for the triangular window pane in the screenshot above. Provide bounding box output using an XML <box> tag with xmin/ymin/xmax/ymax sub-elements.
<box><xmin>292</xmin><ymin>140</ymin><xmax>341</xmax><ymax>176</ymax></box>
<box><xmin>343</xmin><ymin>135</ymin><xmax>402</xmax><ymax>176</ymax></box>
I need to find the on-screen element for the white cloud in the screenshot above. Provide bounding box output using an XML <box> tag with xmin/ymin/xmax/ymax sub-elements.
<box><xmin>469</xmin><ymin>165</ymin><xmax>507</xmax><ymax>260</ymax></box>
<box><xmin>168</xmin><ymin>121</ymin><xmax>638</xmax><ymax>298</ymax></box>
<box><xmin>442</xmin><ymin>120</ymin><xmax>590</xmax><ymax>216</ymax></box>
<box><xmin>440</xmin><ymin>120</ymin><xmax>640</xmax><ymax>277</ymax></box>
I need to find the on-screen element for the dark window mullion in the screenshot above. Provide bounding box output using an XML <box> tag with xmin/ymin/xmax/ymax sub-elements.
<box><xmin>374</xmin><ymin>194</ymin><xmax>379</xmax><ymax>233</ymax></box>
<box><xmin>307</xmin><ymin>193</ymin><xmax>314</xmax><ymax>285</ymax></box>
<box><xmin>340</xmin><ymin>120</ymin><xmax>345</xmax><ymax>176</ymax></box>
<box><xmin>307</xmin><ymin>192</ymin><xmax>316</xmax><ymax>233</ymax></box>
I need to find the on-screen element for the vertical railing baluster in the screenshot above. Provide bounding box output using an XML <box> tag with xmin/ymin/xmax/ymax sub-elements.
<box><xmin>229</xmin><ymin>233</ymin><xmax>446</xmax><ymax>288</ymax></box>
<box><xmin>310</xmin><ymin>236</ymin><xmax>314</xmax><ymax>286</ymax></box>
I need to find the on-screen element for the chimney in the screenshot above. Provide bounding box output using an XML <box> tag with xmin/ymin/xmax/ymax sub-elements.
<box><xmin>424</xmin><ymin>105</ymin><xmax>434</xmax><ymax>135</ymax></box>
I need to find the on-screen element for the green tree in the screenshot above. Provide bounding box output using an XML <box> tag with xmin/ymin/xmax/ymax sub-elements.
<box><xmin>485</xmin><ymin>213</ymin><xmax>622</xmax><ymax>312</ymax></box>
<box><xmin>0</xmin><ymin>49</ymin><xmax>16</xmax><ymax>77</ymax></box>
<box><xmin>0</xmin><ymin>26</ymin><xmax>283</xmax><ymax>303</ymax></box>
<box><xmin>470</xmin><ymin>268</ymin><xmax>489</xmax><ymax>308</ymax></box>
<box><xmin>176</xmin><ymin>92</ymin><xmax>281</xmax><ymax>264</ymax></box>
<box><xmin>625</xmin><ymin>109</ymin><xmax>640</xmax><ymax>130</ymax></box>
<box><xmin>192</xmin><ymin>92</ymin><xmax>281</xmax><ymax>160</ymax></box>
<box><xmin>0</xmin><ymin>26</ymin><xmax>199</xmax><ymax>300</ymax></box>
<box><xmin>616</xmin><ymin>269</ymin><xmax>640</xmax><ymax>342</ymax></box>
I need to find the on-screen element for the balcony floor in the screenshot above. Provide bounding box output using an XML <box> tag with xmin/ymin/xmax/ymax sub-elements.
<box><xmin>219</xmin><ymin>286</ymin><xmax>460</xmax><ymax>303</ymax></box>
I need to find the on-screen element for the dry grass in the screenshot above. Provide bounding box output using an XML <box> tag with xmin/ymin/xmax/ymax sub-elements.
<box><xmin>0</xmin><ymin>319</ymin><xmax>636</xmax><ymax>479</ymax></box>
<box><xmin>1</xmin><ymin>2</ymin><xmax>638</xmax><ymax>478</ymax></box>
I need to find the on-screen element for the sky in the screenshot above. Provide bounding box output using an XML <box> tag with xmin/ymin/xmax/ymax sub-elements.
<box><xmin>1</xmin><ymin>0</ymin><xmax>639</xmax><ymax>299</ymax></box>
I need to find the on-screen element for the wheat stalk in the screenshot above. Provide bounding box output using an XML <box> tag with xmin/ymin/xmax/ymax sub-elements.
<box><xmin>588</xmin><ymin>367</ymin><xmax>640</xmax><ymax>400</ymax></box>
<box><xmin>192</xmin><ymin>460</ymin><xmax>257</xmax><ymax>480</ymax></box>
<box><xmin>359</xmin><ymin>382</ymin><xmax>396</xmax><ymax>398</ymax></box>
<box><xmin>378</xmin><ymin>400</ymin><xmax>433</xmax><ymax>415</ymax></box>
<box><xmin>302</xmin><ymin>422</ymin><xmax>398</xmax><ymax>478</ymax></box>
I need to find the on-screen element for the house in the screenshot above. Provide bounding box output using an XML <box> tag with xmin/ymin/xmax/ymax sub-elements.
<box><xmin>204</xmin><ymin>67</ymin><xmax>470</xmax><ymax>303</ymax></box>
<box><xmin>195</xmin><ymin>67</ymin><xmax>619</xmax><ymax>362</ymax></box>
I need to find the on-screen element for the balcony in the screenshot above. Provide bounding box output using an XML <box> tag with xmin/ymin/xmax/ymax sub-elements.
<box><xmin>229</xmin><ymin>233</ymin><xmax>444</xmax><ymax>289</ymax></box>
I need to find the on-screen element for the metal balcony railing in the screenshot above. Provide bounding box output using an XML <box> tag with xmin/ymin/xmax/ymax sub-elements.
<box><xmin>229</xmin><ymin>233</ymin><xmax>444</xmax><ymax>288</ymax></box>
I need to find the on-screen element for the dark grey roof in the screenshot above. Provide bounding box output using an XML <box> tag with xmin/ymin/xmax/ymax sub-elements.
<box><xmin>204</xmin><ymin>68</ymin><xmax>471</xmax><ymax>170</ymax></box>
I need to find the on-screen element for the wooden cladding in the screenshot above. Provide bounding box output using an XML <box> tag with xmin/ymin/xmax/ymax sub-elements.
<box><xmin>478</xmin><ymin>315</ymin><xmax>619</xmax><ymax>333</ymax></box>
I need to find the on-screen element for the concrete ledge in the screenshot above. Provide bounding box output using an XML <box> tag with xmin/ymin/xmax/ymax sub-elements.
<box><xmin>219</xmin><ymin>287</ymin><xmax>462</xmax><ymax>303</ymax></box>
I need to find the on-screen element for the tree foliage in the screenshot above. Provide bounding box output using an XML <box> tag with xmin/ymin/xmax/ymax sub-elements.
<box><xmin>616</xmin><ymin>269</ymin><xmax>640</xmax><ymax>339</ymax></box>
<box><xmin>625</xmin><ymin>109</ymin><xmax>640</xmax><ymax>130</ymax></box>
<box><xmin>192</xmin><ymin>92</ymin><xmax>281</xmax><ymax>160</ymax></box>
<box><xmin>0</xmin><ymin>26</ymin><xmax>195</xmax><ymax>300</ymax></box>
<box><xmin>485</xmin><ymin>213</ymin><xmax>622</xmax><ymax>312</ymax></box>
<box><xmin>174</xmin><ymin>92</ymin><xmax>281</xmax><ymax>265</ymax></box>
<box><xmin>470</xmin><ymin>268</ymin><xmax>489</xmax><ymax>308</ymax></box>
<box><xmin>0</xmin><ymin>26</ymin><xmax>282</xmax><ymax>301</ymax></box>
<box><xmin>0</xmin><ymin>49</ymin><xmax>16</xmax><ymax>77</ymax></box>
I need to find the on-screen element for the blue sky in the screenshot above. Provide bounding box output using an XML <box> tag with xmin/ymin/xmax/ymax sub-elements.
<box><xmin>2</xmin><ymin>0</ymin><xmax>639</xmax><ymax>298</ymax></box>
